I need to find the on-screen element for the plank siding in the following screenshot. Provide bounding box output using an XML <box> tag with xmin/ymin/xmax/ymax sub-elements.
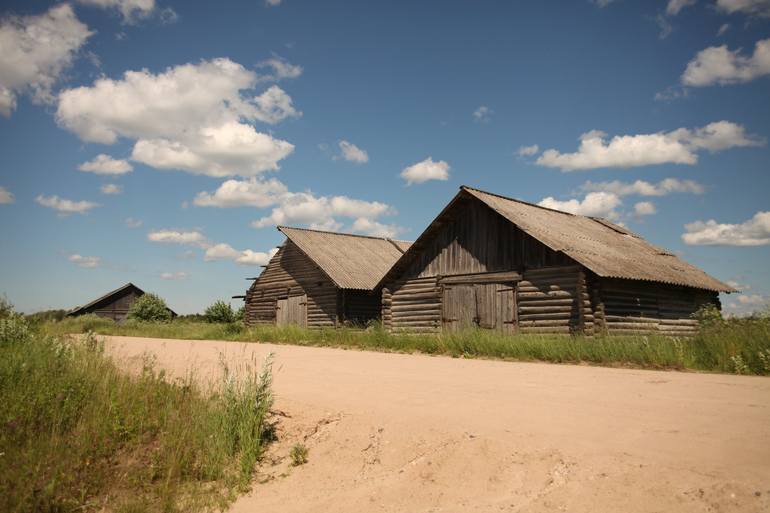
<box><xmin>245</xmin><ymin>241</ymin><xmax>338</xmax><ymax>328</ymax></box>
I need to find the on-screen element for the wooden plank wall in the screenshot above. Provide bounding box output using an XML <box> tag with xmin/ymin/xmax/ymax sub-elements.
<box><xmin>383</xmin><ymin>276</ymin><xmax>441</xmax><ymax>333</ymax></box>
<box><xmin>90</xmin><ymin>289</ymin><xmax>141</xmax><ymax>323</ymax></box>
<box><xmin>517</xmin><ymin>266</ymin><xmax>583</xmax><ymax>334</ymax></box>
<box><xmin>244</xmin><ymin>241</ymin><xmax>338</xmax><ymax>328</ymax></box>
<box><xmin>592</xmin><ymin>278</ymin><xmax>715</xmax><ymax>336</ymax></box>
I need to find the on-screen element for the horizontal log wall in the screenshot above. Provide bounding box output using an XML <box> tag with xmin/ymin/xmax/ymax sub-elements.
<box><xmin>516</xmin><ymin>266</ymin><xmax>582</xmax><ymax>334</ymax></box>
<box><xmin>245</xmin><ymin>241</ymin><xmax>338</xmax><ymax>328</ymax></box>
<box><xmin>597</xmin><ymin>278</ymin><xmax>717</xmax><ymax>336</ymax></box>
<box><xmin>385</xmin><ymin>276</ymin><xmax>441</xmax><ymax>333</ymax></box>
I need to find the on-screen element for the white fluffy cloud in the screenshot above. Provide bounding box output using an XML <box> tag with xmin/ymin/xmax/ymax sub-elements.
<box><xmin>682</xmin><ymin>38</ymin><xmax>770</xmax><ymax>87</ymax></box>
<box><xmin>204</xmin><ymin>243</ymin><xmax>278</xmax><ymax>266</ymax></box>
<box><xmin>0</xmin><ymin>186</ymin><xmax>14</xmax><ymax>204</ymax></box>
<box><xmin>538</xmin><ymin>192</ymin><xmax>622</xmax><ymax>218</ymax></box>
<box><xmin>100</xmin><ymin>183</ymin><xmax>122</xmax><ymax>195</ymax></box>
<box><xmin>350</xmin><ymin>217</ymin><xmax>403</xmax><ymax>238</ymax></box>
<box><xmin>79</xmin><ymin>154</ymin><xmax>133</xmax><ymax>175</ymax></box>
<box><xmin>517</xmin><ymin>144</ymin><xmax>539</xmax><ymax>157</ymax></box>
<box><xmin>160</xmin><ymin>271</ymin><xmax>188</xmax><ymax>280</ymax></box>
<box><xmin>666</xmin><ymin>0</ymin><xmax>697</xmax><ymax>14</ymax></box>
<box><xmin>0</xmin><ymin>4</ymin><xmax>92</xmax><ymax>116</ymax></box>
<box><xmin>147</xmin><ymin>229</ymin><xmax>208</xmax><ymax>246</ymax></box>
<box><xmin>193</xmin><ymin>177</ymin><xmax>288</xmax><ymax>208</ymax></box>
<box><xmin>400</xmin><ymin>157</ymin><xmax>450</xmax><ymax>185</ymax></box>
<box><xmin>76</xmin><ymin>0</ymin><xmax>157</xmax><ymax>22</ymax></box>
<box><xmin>56</xmin><ymin>58</ymin><xmax>296</xmax><ymax>177</ymax></box>
<box><xmin>252</xmin><ymin>191</ymin><xmax>394</xmax><ymax>230</ymax></box>
<box><xmin>36</xmin><ymin>195</ymin><xmax>99</xmax><ymax>215</ymax></box>
<box><xmin>256</xmin><ymin>56</ymin><xmax>302</xmax><ymax>81</ymax></box>
<box><xmin>716</xmin><ymin>0</ymin><xmax>770</xmax><ymax>16</ymax></box>
<box><xmin>473</xmin><ymin>106</ymin><xmax>492</xmax><ymax>122</ymax></box>
<box><xmin>536</xmin><ymin>121</ymin><xmax>762</xmax><ymax>171</ymax></box>
<box><xmin>338</xmin><ymin>140</ymin><xmax>369</xmax><ymax>163</ymax></box>
<box><xmin>724</xmin><ymin>294</ymin><xmax>769</xmax><ymax>316</ymax></box>
<box><xmin>68</xmin><ymin>254</ymin><xmax>101</xmax><ymax>268</ymax></box>
<box><xmin>579</xmin><ymin>178</ymin><xmax>705</xmax><ymax>197</ymax></box>
<box><xmin>682</xmin><ymin>211</ymin><xmax>770</xmax><ymax>246</ymax></box>
<box><xmin>634</xmin><ymin>201</ymin><xmax>657</xmax><ymax>216</ymax></box>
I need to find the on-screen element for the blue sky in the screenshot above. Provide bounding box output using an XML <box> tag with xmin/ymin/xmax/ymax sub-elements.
<box><xmin>1</xmin><ymin>0</ymin><xmax>769</xmax><ymax>315</ymax></box>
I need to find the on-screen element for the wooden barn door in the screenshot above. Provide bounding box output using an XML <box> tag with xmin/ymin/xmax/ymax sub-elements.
<box><xmin>276</xmin><ymin>295</ymin><xmax>307</xmax><ymax>327</ymax></box>
<box><xmin>443</xmin><ymin>282</ymin><xmax>517</xmax><ymax>333</ymax></box>
<box><xmin>442</xmin><ymin>285</ymin><xmax>476</xmax><ymax>331</ymax></box>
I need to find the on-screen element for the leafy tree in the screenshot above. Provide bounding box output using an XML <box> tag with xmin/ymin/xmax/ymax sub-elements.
<box><xmin>128</xmin><ymin>293</ymin><xmax>172</xmax><ymax>322</ymax></box>
<box><xmin>205</xmin><ymin>300</ymin><xmax>235</xmax><ymax>324</ymax></box>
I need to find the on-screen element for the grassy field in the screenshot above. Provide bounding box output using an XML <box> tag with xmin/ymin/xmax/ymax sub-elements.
<box><xmin>1</xmin><ymin>311</ymin><xmax>274</xmax><ymax>513</ymax></box>
<box><xmin>43</xmin><ymin>311</ymin><xmax>770</xmax><ymax>375</ymax></box>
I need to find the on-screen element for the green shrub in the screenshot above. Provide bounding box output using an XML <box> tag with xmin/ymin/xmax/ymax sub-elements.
<box><xmin>205</xmin><ymin>300</ymin><xmax>236</xmax><ymax>323</ymax></box>
<box><xmin>128</xmin><ymin>293</ymin><xmax>172</xmax><ymax>322</ymax></box>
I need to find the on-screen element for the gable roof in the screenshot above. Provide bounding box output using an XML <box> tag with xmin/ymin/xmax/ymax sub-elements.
<box><xmin>379</xmin><ymin>186</ymin><xmax>734</xmax><ymax>293</ymax></box>
<box><xmin>67</xmin><ymin>283</ymin><xmax>177</xmax><ymax>316</ymax></box>
<box><xmin>277</xmin><ymin>226</ymin><xmax>412</xmax><ymax>290</ymax></box>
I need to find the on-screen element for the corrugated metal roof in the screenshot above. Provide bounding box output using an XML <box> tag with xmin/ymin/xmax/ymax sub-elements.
<box><xmin>278</xmin><ymin>226</ymin><xmax>412</xmax><ymax>290</ymax></box>
<box><xmin>462</xmin><ymin>186</ymin><xmax>734</xmax><ymax>292</ymax></box>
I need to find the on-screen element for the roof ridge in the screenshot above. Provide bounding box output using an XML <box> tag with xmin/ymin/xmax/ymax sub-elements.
<box><xmin>460</xmin><ymin>185</ymin><xmax>581</xmax><ymax>217</ymax></box>
<box><xmin>278</xmin><ymin>225</ymin><xmax>411</xmax><ymax>243</ymax></box>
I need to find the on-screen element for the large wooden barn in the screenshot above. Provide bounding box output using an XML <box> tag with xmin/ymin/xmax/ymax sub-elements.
<box><xmin>379</xmin><ymin>186</ymin><xmax>734</xmax><ymax>336</ymax></box>
<box><xmin>67</xmin><ymin>283</ymin><xmax>176</xmax><ymax>322</ymax></box>
<box><xmin>243</xmin><ymin>226</ymin><xmax>411</xmax><ymax>328</ymax></box>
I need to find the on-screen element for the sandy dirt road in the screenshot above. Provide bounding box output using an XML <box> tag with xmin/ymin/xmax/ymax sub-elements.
<box><xmin>103</xmin><ymin>336</ymin><xmax>770</xmax><ymax>513</ymax></box>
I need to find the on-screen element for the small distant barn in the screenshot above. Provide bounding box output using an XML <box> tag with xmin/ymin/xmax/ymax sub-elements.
<box><xmin>67</xmin><ymin>283</ymin><xmax>176</xmax><ymax>322</ymax></box>
<box><xmin>379</xmin><ymin>186</ymin><xmax>734</xmax><ymax>336</ymax></box>
<box><xmin>243</xmin><ymin>226</ymin><xmax>411</xmax><ymax>328</ymax></box>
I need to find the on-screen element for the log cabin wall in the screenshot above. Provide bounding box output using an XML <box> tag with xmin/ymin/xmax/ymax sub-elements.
<box><xmin>384</xmin><ymin>199</ymin><xmax>583</xmax><ymax>334</ymax></box>
<box><xmin>244</xmin><ymin>241</ymin><xmax>338</xmax><ymax>328</ymax></box>
<box><xmin>591</xmin><ymin>278</ymin><xmax>718</xmax><ymax>336</ymax></box>
<box><xmin>91</xmin><ymin>288</ymin><xmax>142</xmax><ymax>322</ymax></box>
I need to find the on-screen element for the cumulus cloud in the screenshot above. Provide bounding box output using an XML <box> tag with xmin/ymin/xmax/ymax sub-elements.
<box><xmin>204</xmin><ymin>243</ymin><xmax>277</xmax><ymax>266</ymax></box>
<box><xmin>400</xmin><ymin>157</ymin><xmax>450</xmax><ymax>185</ymax></box>
<box><xmin>252</xmin><ymin>191</ymin><xmax>394</xmax><ymax>230</ymax></box>
<box><xmin>193</xmin><ymin>177</ymin><xmax>288</xmax><ymax>208</ymax></box>
<box><xmin>125</xmin><ymin>217</ymin><xmax>142</xmax><ymax>228</ymax></box>
<box><xmin>716</xmin><ymin>0</ymin><xmax>770</xmax><ymax>17</ymax></box>
<box><xmin>78</xmin><ymin>154</ymin><xmax>133</xmax><ymax>175</ymax></box>
<box><xmin>147</xmin><ymin>229</ymin><xmax>208</xmax><ymax>246</ymax></box>
<box><xmin>536</xmin><ymin>121</ymin><xmax>763</xmax><ymax>171</ymax></box>
<box><xmin>76</xmin><ymin>0</ymin><xmax>158</xmax><ymax>23</ymax></box>
<box><xmin>516</xmin><ymin>144</ymin><xmax>539</xmax><ymax>157</ymax></box>
<box><xmin>36</xmin><ymin>194</ymin><xmax>99</xmax><ymax>215</ymax></box>
<box><xmin>100</xmin><ymin>183</ymin><xmax>122</xmax><ymax>195</ymax></box>
<box><xmin>56</xmin><ymin>58</ymin><xmax>296</xmax><ymax>177</ymax></box>
<box><xmin>256</xmin><ymin>56</ymin><xmax>302</xmax><ymax>81</ymax></box>
<box><xmin>682</xmin><ymin>211</ymin><xmax>770</xmax><ymax>246</ymax></box>
<box><xmin>350</xmin><ymin>217</ymin><xmax>403</xmax><ymax>238</ymax></box>
<box><xmin>473</xmin><ymin>106</ymin><xmax>492</xmax><ymax>122</ymax></box>
<box><xmin>160</xmin><ymin>271</ymin><xmax>188</xmax><ymax>280</ymax></box>
<box><xmin>538</xmin><ymin>192</ymin><xmax>622</xmax><ymax>218</ymax></box>
<box><xmin>666</xmin><ymin>0</ymin><xmax>697</xmax><ymax>15</ymax></box>
<box><xmin>0</xmin><ymin>186</ymin><xmax>14</xmax><ymax>204</ymax></box>
<box><xmin>0</xmin><ymin>4</ymin><xmax>92</xmax><ymax>117</ymax></box>
<box><xmin>68</xmin><ymin>254</ymin><xmax>101</xmax><ymax>268</ymax></box>
<box><xmin>338</xmin><ymin>140</ymin><xmax>369</xmax><ymax>163</ymax></box>
<box><xmin>717</xmin><ymin>23</ymin><xmax>730</xmax><ymax>36</ymax></box>
<box><xmin>634</xmin><ymin>201</ymin><xmax>657</xmax><ymax>216</ymax></box>
<box><xmin>682</xmin><ymin>38</ymin><xmax>770</xmax><ymax>87</ymax></box>
<box><xmin>578</xmin><ymin>178</ymin><xmax>705</xmax><ymax>197</ymax></box>
<box><xmin>724</xmin><ymin>294</ymin><xmax>769</xmax><ymax>316</ymax></box>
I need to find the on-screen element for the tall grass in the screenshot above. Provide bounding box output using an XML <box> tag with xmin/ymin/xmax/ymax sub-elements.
<box><xmin>45</xmin><ymin>311</ymin><xmax>770</xmax><ymax>375</ymax></box>
<box><xmin>1</xmin><ymin>312</ymin><xmax>274</xmax><ymax>513</ymax></box>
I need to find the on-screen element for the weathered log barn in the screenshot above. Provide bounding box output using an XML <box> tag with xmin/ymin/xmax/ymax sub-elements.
<box><xmin>379</xmin><ymin>186</ymin><xmax>734</xmax><ymax>336</ymax></box>
<box><xmin>244</xmin><ymin>226</ymin><xmax>411</xmax><ymax>328</ymax></box>
<box><xmin>67</xmin><ymin>283</ymin><xmax>176</xmax><ymax>322</ymax></box>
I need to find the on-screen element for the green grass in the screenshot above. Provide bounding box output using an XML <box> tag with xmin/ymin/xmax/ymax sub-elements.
<box><xmin>44</xmin><ymin>312</ymin><xmax>770</xmax><ymax>375</ymax></box>
<box><xmin>289</xmin><ymin>443</ymin><xmax>309</xmax><ymax>466</ymax></box>
<box><xmin>1</xmin><ymin>313</ymin><xmax>274</xmax><ymax>513</ymax></box>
